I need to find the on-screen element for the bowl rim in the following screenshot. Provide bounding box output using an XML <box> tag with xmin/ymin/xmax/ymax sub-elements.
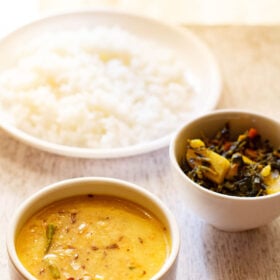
<box><xmin>169</xmin><ymin>108</ymin><xmax>280</xmax><ymax>201</ymax></box>
<box><xmin>0</xmin><ymin>8</ymin><xmax>222</xmax><ymax>159</ymax></box>
<box><xmin>6</xmin><ymin>176</ymin><xmax>180</xmax><ymax>280</ymax></box>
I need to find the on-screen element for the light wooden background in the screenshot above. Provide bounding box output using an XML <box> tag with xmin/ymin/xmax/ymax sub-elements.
<box><xmin>1</xmin><ymin>25</ymin><xmax>280</xmax><ymax>279</ymax></box>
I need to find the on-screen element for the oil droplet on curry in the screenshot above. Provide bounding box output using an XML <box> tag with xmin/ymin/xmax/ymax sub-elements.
<box><xmin>16</xmin><ymin>195</ymin><xmax>171</xmax><ymax>280</ymax></box>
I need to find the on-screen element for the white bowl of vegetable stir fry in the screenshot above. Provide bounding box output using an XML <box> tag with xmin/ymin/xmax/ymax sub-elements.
<box><xmin>170</xmin><ymin>109</ymin><xmax>280</xmax><ymax>231</ymax></box>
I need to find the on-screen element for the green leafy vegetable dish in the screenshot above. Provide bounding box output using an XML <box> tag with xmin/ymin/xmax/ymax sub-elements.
<box><xmin>181</xmin><ymin>123</ymin><xmax>280</xmax><ymax>197</ymax></box>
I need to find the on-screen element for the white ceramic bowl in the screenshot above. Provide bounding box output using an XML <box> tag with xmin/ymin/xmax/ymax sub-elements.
<box><xmin>0</xmin><ymin>10</ymin><xmax>221</xmax><ymax>158</ymax></box>
<box><xmin>7</xmin><ymin>177</ymin><xmax>180</xmax><ymax>280</ymax></box>
<box><xmin>169</xmin><ymin>109</ymin><xmax>280</xmax><ymax>232</ymax></box>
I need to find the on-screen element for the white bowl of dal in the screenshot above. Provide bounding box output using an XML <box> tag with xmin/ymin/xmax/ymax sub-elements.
<box><xmin>7</xmin><ymin>177</ymin><xmax>180</xmax><ymax>280</ymax></box>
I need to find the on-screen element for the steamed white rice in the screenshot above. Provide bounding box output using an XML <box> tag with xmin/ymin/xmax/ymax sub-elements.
<box><xmin>0</xmin><ymin>26</ymin><xmax>196</xmax><ymax>149</ymax></box>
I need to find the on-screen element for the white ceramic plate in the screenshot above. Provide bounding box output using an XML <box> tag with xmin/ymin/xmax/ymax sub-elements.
<box><xmin>0</xmin><ymin>10</ymin><xmax>222</xmax><ymax>158</ymax></box>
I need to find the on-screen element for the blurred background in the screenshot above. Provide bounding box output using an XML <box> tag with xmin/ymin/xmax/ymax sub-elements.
<box><xmin>0</xmin><ymin>0</ymin><xmax>279</xmax><ymax>37</ymax></box>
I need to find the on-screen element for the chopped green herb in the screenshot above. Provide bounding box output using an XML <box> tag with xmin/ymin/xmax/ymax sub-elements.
<box><xmin>48</xmin><ymin>264</ymin><xmax>60</xmax><ymax>279</ymax></box>
<box><xmin>45</xmin><ymin>224</ymin><xmax>56</xmax><ymax>254</ymax></box>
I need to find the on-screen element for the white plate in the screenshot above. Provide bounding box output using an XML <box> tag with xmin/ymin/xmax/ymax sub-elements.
<box><xmin>0</xmin><ymin>10</ymin><xmax>222</xmax><ymax>158</ymax></box>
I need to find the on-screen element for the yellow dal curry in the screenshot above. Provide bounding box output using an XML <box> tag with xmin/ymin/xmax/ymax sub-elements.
<box><xmin>16</xmin><ymin>195</ymin><xmax>170</xmax><ymax>280</ymax></box>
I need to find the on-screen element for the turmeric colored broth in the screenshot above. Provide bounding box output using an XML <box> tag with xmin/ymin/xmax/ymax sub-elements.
<box><xmin>16</xmin><ymin>195</ymin><xmax>170</xmax><ymax>280</ymax></box>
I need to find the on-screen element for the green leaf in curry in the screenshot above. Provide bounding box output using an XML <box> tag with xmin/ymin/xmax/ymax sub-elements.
<box><xmin>45</xmin><ymin>224</ymin><xmax>56</xmax><ymax>254</ymax></box>
<box><xmin>48</xmin><ymin>263</ymin><xmax>61</xmax><ymax>279</ymax></box>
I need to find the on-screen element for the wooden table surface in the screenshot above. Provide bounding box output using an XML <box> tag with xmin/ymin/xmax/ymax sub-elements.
<box><xmin>1</xmin><ymin>25</ymin><xmax>280</xmax><ymax>280</ymax></box>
